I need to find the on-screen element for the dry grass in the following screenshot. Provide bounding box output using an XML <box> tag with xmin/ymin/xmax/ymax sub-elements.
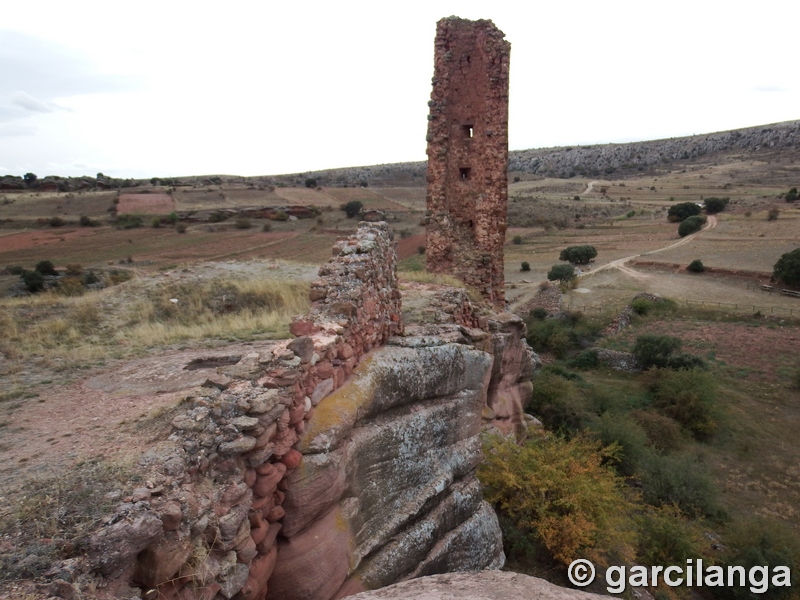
<box><xmin>0</xmin><ymin>275</ymin><xmax>310</xmax><ymax>366</ymax></box>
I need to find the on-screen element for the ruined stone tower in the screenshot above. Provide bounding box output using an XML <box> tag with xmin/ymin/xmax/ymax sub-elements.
<box><xmin>425</xmin><ymin>17</ymin><xmax>510</xmax><ymax>307</ymax></box>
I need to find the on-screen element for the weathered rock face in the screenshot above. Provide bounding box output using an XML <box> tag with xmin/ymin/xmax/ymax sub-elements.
<box><xmin>267</xmin><ymin>342</ymin><xmax>504</xmax><ymax>600</ymax></box>
<box><xmin>348</xmin><ymin>571</ymin><xmax>610</xmax><ymax>600</ymax></box>
<box><xmin>425</xmin><ymin>17</ymin><xmax>510</xmax><ymax>307</ymax></box>
<box><xmin>67</xmin><ymin>221</ymin><xmax>535</xmax><ymax>600</ymax></box>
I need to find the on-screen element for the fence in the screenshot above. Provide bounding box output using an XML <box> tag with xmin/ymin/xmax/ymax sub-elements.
<box><xmin>564</xmin><ymin>299</ymin><xmax>797</xmax><ymax>318</ymax></box>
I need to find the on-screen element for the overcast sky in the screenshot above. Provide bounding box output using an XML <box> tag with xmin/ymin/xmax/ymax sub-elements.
<box><xmin>1</xmin><ymin>0</ymin><xmax>797</xmax><ymax>179</ymax></box>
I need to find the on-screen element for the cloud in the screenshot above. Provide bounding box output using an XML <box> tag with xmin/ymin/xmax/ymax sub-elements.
<box><xmin>752</xmin><ymin>86</ymin><xmax>788</xmax><ymax>93</ymax></box>
<box><xmin>0</xmin><ymin>30</ymin><xmax>139</xmax><ymax>100</ymax></box>
<box><xmin>11</xmin><ymin>91</ymin><xmax>53</xmax><ymax>113</ymax></box>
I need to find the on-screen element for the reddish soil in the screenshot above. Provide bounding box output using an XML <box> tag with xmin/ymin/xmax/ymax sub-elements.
<box><xmin>0</xmin><ymin>228</ymin><xmax>97</xmax><ymax>253</ymax></box>
<box><xmin>614</xmin><ymin>319</ymin><xmax>800</xmax><ymax>382</ymax></box>
<box><xmin>396</xmin><ymin>233</ymin><xmax>426</xmax><ymax>260</ymax></box>
<box><xmin>0</xmin><ymin>344</ymin><xmax>276</xmax><ymax>489</ymax></box>
<box><xmin>117</xmin><ymin>193</ymin><xmax>175</xmax><ymax>214</ymax></box>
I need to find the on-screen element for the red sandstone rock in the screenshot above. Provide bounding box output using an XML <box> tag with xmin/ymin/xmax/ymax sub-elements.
<box><xmin>244</xmin><ymin>468</ymin><xmax>257</xmax><ymax>488</ymax></box>
<box><xmin>279</xmin><ymin>449</ymin><xmax>302</xmax><ymax>469</ymax></box>
<box><xmin>265</xmin><ymin>505</ymin><xmax>285</xmax><ymax>523</ymax></box>
<box><xmin>254</xmin><ymin>463</ymin><xmax>286</xmax><ymax>498</ymax></box>
<box><xmin>256</xmin><ymin>523</ymin><xmax>282</xmax><ymax>554</ymax></box>
<box><xmin>159</xmin><ymin>501</ymin><xmax>183</xmax><ymax>532</ymax></box>
<box><xmin>236</xmin><ymin>536</ymin><xmax>258</xmax><ymax>564</ymax></box>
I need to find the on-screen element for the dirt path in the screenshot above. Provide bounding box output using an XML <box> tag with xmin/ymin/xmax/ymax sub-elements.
<box><xmin>581</xmin><ymin>181</ymin><xmax>599</xmax><ymax>195</ymax></box>
<box><xmin>585</xmin><ymin>215</ymin><xmax>717</xmax><ymax>278</ymax></box>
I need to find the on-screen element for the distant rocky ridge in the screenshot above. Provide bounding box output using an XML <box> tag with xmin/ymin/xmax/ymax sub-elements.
<box><xmin>3</xmin><ymin>120</ymin><xmax>798</xmax><ymax>191</ymax></box>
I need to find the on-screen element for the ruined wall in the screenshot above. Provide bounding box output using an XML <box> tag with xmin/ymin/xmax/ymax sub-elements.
<box><xmin>79</xmin><ymin>221</ymin><xmax>533</xmax><ymax>600</ymax></box>
<box><xmin>425</xmin><ymin>17</ymin><xmax>510</xmax><ymax>307</ymax></box>
<box><xmin>87</xmin><ymin>223</ymin><xmax>404</xmax><ymax>600</ymax></box>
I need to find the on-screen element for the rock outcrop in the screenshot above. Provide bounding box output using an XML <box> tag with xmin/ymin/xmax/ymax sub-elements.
<box><xmin>348</xmin><ymin>571</ymin><xmax>610</xmax><ymax>600</ymax></box>
<box><xmin>68</xmin><ymin>221</ymin><xmax>535</xmax><ymax>600</ymax></box>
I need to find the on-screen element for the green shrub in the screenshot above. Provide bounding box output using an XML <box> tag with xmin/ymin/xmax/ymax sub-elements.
<box><xmin>569</xmin><ymin>349</ymin><xmax>599</xmax><ymax>369</ymax></box>
<box><xmin>83</xmin><ymin>271</ymin><xmax>100</xmax><ymax>285</ymax></box>
<box><xmin>527</xmin><ymin>371</ymin><xmax>586</xmax><ymax>434</ymax></box>
<box><xmin>784</xmin><ymin>187</ymin><xmax>798</xmax><ymax>203</ymax></box>
<box><xmin>547</xmin><ymin>263</ymin><xmax>575</xmax><ymax>283</ymax></box>
<box><xmin>717</xmin><ymin>518</ymin><xmax>799</xmax><ymax>600</ymax></box>
<box><xmin>647</xmin><ymin>368</ymin><xmax>718</xmax><ymax>439</ymax></box>
<box><xmin>589</xmin><ymin>412</ymin><xmax>648</xmax><ymax>476</ymax></box>
<box><xmin>559</xmin><ymin>245</ymin><xmax>597</xmax><ymax>264</ymax></box>
<box><xmin>529</xmin><ymin>307</ymin><xmax>548</xmax><ymax>320</ymax></box>
<box><xmin>512</xmin><ymin>235</ymin><xmax>522</xmax><ymax>245</ymax></box>
<box><xmin>703</xmin><ymin>197</ymin><xmax>730</xmax><ymax>214</ymax></box>
<box><xmin>304</xmin><ymin>178</ymin><xmax>317</xmax><ymax>188</ymax></box>
<box><xmin>49</xmin><ymin>216</ymin><xmax>65</xmax><ymax>227</ymax></box>
<box><xmin>35</xmin><ymin>260</ymin><xmax>57</xmax><ymax>276</ymax></box>
<box><xmin>7</xmin><ymin>265</ymin><xmax>24</xmax><ymax>276</ymax></box>
<box><xmin>636</xmin><ymin>505</ymin><xmax>705</xmax><ymax>566</ymax></box>
<box><xmin>151</xmin><ymin>217</ymin><xmax>162</xmax><ymax>228</ymax></box>
<box><xmin>166</xmin><ymin>212</ymin><xmax>179</xmax><ymax>224</ymax></box>
<box><xmin>235</xmin><ymin>217</ymin><xmax>251</xmax><ymax>229</ymax></box>
<box><xmin>767</xmin><ymin>208</ymin><xmax>780</xmax><ymax>221</ymax></box>
<box><xmin>630</xmin><ymin>297</ymin><xmax>653</xmax><ymax>315</ymax></box>
<box><xmin>79</xmin><ymin>215</ymin><xmax>98</xmax><ymax>227</ymax></box>
<box><xmin>273</xmin><ymin>211</ymin><xmax>289</xmax><ymax>222</ymax></box>
<box><xmin>209</xmin><ymin>211</ymin><xmax>230</xmax><ymax>223</ymax></box>
<box><xmin>667</xmin><ymin>202</ymin><xmax>701</xmax><ymax>222</ymax></box>
<box><xmin>632</xmin><ymin>334</ymin><xmax>683</xmax><ymax>368</ymax></box>
<box><xmin>638</xmin><ymin>450</ymin><xmax>719</xmax><ymax>518</ymax></box>
<box><xmin>115</xmin><ymin>214</ymin><xmax>144</xmax><ymax>229</ymax></box>
<box><xmin>261</xmin><ymin>223</ymin><xmax>272</xmax><ymax>232</ymax></box>
<box><xmin>417</xmin><ymin>246</ymin><xmax>425</xmax><ymax>255</ymax></box>
<box><xmin>630</xmin><ymin>410</ymin><xmax>684</xmax><ymax>453</ymax></box>
<box><xmin>520</xmin><ymin>261</ymin><xmax>531</xmax><ymax>272</ymax></box>
<box><xmin>687</xmin><ymin>259</ymin><xmax>705</xmax><ymax>273</ymax></box>
<box><xmin>678</xmin><ymin>215</ymin><xmax>706</xmax><ymax>237</ymax></box>
<box><xmin>772</xmin><ymin>247</ymin><xmax>800</xmax><ymax>287</ymax></box>
<box><xmin>626</xmin><ymin>210</ymin><xmax>636</xmax><ymax>218</ymax></box>
<box><xmin>343</xmin><ymin>200</ymin><xmax>363</xmax><ymax>218</ymax></box>
<box><xmin>176</xmin><ymin>223</ymin><xmax>187</xmax><ymax>234</ymax></box>
<box><xmin>20</xmin><ymin>269</ymin><xmax>45</xmax><ymax>292</ymax></box>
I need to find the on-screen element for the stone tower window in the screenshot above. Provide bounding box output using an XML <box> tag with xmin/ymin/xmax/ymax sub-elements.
<box><xmin>459</xmin><ymin>167</ymin><xmax>471</xmax><ymax>180</ymax></box>
<box><xmin>463</xmin><ymin>124</ymin><xmax>474</xmax><ymax>138</ymax></box>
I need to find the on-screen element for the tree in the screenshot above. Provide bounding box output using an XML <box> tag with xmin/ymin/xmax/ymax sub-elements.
<box><xmin>23</xmin><ymin>172</ymin><xmax>38</xmax><ymax>188</ymax></box>
<box><xmin>703</xmin><ymin>197</ymin><xmax>729</xmax><ymax>214</ymax></box>
<box><xmin>678</xmin><ymin>215</ymin><xmax>705</xmax><ymax>237</ymax></box>
<box><xmin>304</xmin><ymin>178</ymin><xmax>317</xmax><ymax>188</ymax></box>
<box><xmin>343</xmin><ymin>200</ymin><xmax>363</xmax><ymax>218</ymax></box>
<box><xmin>559</xmin><ymin>245</ymin><xmax>597</xmax><ymax>264</ymax></box>
<box><xmin>547</xmin><ymin>263</ymin><xmax>575</xmax><ymax>283</ymax></box>
<box><xmin>35</xmin><ymin>260</ymin><xmax>58</xmax><ymax>276</ymax></box>
<box><xmin>520</xmin><ymin>261</ymin><xmax>531</xmax><ymax>272</ymax></box>
<box><xmin>772</xmin><ymin>248</ymin><xmax>800</xmax><ymax>287</ymax></box>
<box><xmin>784</xmin><ymin>187</ymin><xmax>798</xmax><ymax>203</ymax></box>
<box><xmin>667</xmin><ymin>202</ymin><xmax>701</xmax><ymax>222</ymax></box>
<box><xmin>687</xmin><ymin>259</ymin><xmax>705</xmax><ymax>273</ymax></box>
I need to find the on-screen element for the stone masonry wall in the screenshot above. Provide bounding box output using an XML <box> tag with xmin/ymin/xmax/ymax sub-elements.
<box><xmin>425</xmin><ymin>17</ymin><xmax>510</xmax><ymax>307</ymax></box>
<box><xmin>85</xmin><ymin>222</ymin><xmax>404</xmax><ymax>600</ymax></box>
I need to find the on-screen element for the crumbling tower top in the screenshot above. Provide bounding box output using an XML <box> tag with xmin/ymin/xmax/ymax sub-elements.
<box><xmin>424</xmin><ymin>17</ymin><xmax>510</xmax><ymax>307</ymax></box>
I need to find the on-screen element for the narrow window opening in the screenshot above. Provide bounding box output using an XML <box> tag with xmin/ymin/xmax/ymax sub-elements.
<box><xmin>459</xmin><ymin>167</ymin><xmax>471</xmax><ymax>180</ymax></box>
<box><xmin>462</xmin><ymin>124</ymin><xmax>474</xmax><ymax>138</ymax></box>
<box><xmin>467</xmin><ymin>219</ymin><xmax>474</xmax><ymax>229</ymax></box>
